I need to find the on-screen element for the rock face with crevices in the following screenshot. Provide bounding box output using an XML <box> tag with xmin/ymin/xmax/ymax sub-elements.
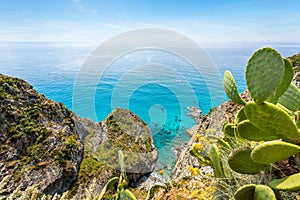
<box><xmin>69</xmin><ymin>108</ymin><xmax>158</xmax><ymax>199</ymax></box>
<box><xmin>0</xmin><ymin>74</ymin><xmax>84</xmax><ymax>195</ymax></box>
<box><xmin>0</xmin><ymin>74</ymin><xmax>158</xmax><ymax>199</ymax></box>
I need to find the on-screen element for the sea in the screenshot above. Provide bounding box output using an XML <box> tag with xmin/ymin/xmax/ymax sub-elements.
<box><xmin>0</xmin><ymin>41</ymin><xmax>299</xmax><ymax>174</ymax></box>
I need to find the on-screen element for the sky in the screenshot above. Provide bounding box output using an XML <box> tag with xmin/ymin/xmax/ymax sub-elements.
<box><xmin>0</xmin><ymin>0</ymin><xmax>300</xmax><ymax>44</ymax></box>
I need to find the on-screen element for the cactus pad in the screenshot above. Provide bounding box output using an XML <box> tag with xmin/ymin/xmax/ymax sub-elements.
<box><xmin>234</xmin><ymin>184</ymin><xmax>256</xmax><ymax>200</ymax></box>
<box><xmin>98</xmin><ymin>177</ymin><xmax>119</xmax><ymax>200</ymax></box>
<box><xmin>217</xmin><ymin>138</ymin><xmax>233</xmax><ymax>150</ymax></box>
<box><xmin>223</xmin><ymin>123</ymin><xmax>235</xmax><ymax>137</ymax></box>
<box><xmin>276</xmin><ymin>103</ymin><xmax>295</xmax><ymax>117</ymax></box>
<box><xmin>120</xmin><ymin>189</ymin><xmax>137</xmax><ymax>200</ymax></box>
<box><xmin>228</xmin><ymin>147</ymin><xmax>267</xmax><ymax>174</ymax></box>
<box><xmin>223</xmin><ymin>70</ymin><xmax>246</xmax><ymax>105</ymax></box>
<box><xmin>251</xmin><ymin>141</ymin><xmax>300</xmax><ymax>164</ymax></box>
<box><xmin>246</xmin><ymin>47</ymin><xmax>285</xmax><ymax>104</ymax></box>
<box><xmin>269</xmin><ymin>172</ymin><xmax>300</xmax><ymax>191</ymax></box>
<box><xmin>244</xmin><ymin>102</ymin><xmax>299</xmax><ymax>143</ymax></box>
<box><xmin>253</xmin><ymin>185</ymin><xmax>276</xmax><ymax>200</ymax></box>
<box><xmin>237</xmin><ymin>120</ymin><xmax>280</xmax><ymax>141</ymax></box>
<box><xmin>234</xmin><ymin>107</ymin><xmax>248</xmax><ymax>124</ymax></box>
<box><xmin>209</xmin><ymin>144</ymin><xmax>224</xmax><ymax>178</ymax></box>
<box><xmin>278</xmin><ymin>83</ymin><xmax>300</xmax><ymax>111</ymax></box>
<box><xmin>296</xmin><ymin>111</ymin><xmax>300</xmax><ymax>128</ymax></box>
<box><xmin>267</xmin><ymin>58</ymin><xmax>294</xmax><ymax>104</ymax></box>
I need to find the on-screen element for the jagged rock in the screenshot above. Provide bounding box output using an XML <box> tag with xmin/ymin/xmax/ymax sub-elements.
<box><xmin>70</xmin><ymin>108</ymin><xmax>158</xmax><ymax>199</ymax></box>
<box><xmin>0</xmin><ymin>74</ymin><xmax>84</xmax><ymax>195</ymax></box>
<box><xmin>0</xmin><ymin>74</ymin><xmax>158</xmax><ymax>199</ymax></box>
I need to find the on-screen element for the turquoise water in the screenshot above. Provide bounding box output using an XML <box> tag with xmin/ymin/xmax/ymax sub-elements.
<box><xmin>1</xmin><ymin>42</ymin><xmax>299</xmax><ymax>169</ymax></box>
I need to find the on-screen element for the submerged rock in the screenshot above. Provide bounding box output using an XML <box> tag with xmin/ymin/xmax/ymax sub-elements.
<box><xmin>0</xmin><ymin>74</ymin><xmax>158</xmax><ymax>199</ymax></box>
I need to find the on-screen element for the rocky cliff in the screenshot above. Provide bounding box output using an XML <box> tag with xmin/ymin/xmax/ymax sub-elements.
<box><xmin>0</xmin><ymin>74</ymin><xmax>158</xmax><ymax>199</ymax></box>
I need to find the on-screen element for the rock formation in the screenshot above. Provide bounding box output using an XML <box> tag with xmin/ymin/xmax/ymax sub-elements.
<box><xmin>0</xmin><ymin>74</ymin><xmax>158</xmax><ymax>199</ymax></box>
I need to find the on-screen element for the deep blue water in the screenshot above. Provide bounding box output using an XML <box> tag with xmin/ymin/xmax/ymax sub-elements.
<box><xmin>0</xmin><ymin>41</ymin><xmax>299</xmax><ymax>170</ymax></box>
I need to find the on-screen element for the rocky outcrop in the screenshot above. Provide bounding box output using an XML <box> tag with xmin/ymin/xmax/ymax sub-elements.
<box><xmin>0</xmin><ymin>74</ymin><xmax>158</xmax><ymax>199</ymax></box>
<box><xmin>0</xmin><ymin>74</ymin><xmax>83</xmax><ymax>195</ymax></box>
<box><xmin>70</xmin><ymin>109</ymin><xmax>158</xmax><ymax>199</ymax></box>
<box><xmin>173</xmin><ymin>92</ymin><xmax>250</xmax><ymax>181</ymax></box>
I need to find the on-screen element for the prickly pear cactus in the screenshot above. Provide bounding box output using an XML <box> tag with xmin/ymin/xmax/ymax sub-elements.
<box><xmin>253</xmin><ymin>185</ymin><xmax>276</xmax><ymax>200</ymax></box>
<box><xmin>223</xmin><ymin>123</ymin><xmax>235</xmax><ymax>137</ymax></box>
<box><xmin>234</xmin><ymin>107</ymin><xmax>247</xmax><ymax>124</ymax></box>
<box><xmin>234</xmin><ymin>184</ymin><xmax>276</xmax><ymax>200</ymax></box>
<box><xmin>209</xmin><ymin>144</ymin><xmax>224</xmax><ymax>178</ymax></box>
<box><xmin>278</xmin><ymin>83</ymin><xmax>300</xmax><ymax>111</ymax></box>
<box><xmin>223</xmin><ymin>70</ymin><xmax>246</xmax><ymax>105</ymax></box>
<box><xmin>234</xmin><ymin>184</ymin><xmax>256</xmax><ymax>200</ymax></box>
<box><xmin>269</xmin><ymin>172</ymin><xmax>300</xmax><ymax>191</ymax></box>
<box><xmin>120</xmin><ymin>189</ymin><xmax>137</xmax><ymax>200</ymax></box>
<box><xmin>228</xmin><ymin>147</ymin><xmax>267</xmax><ymax>174</ymax></box>
<box><xmin>296</xmin><ymin>111</ymin><xmax>300</xmax><ymax>128</ymax></box>
<box><xmin>267</xmin><ymin>58</ymin><xmax>294</xmax><ymax>104</ymax></box>
<box><xmin>244</xmin><ymin>102</ymin><xmax>299</xmax><ymax>143</ymax></box>
<box><xmin>246</xmin><ymin>47</ymin><xmax>285</xmax><ymax>104</ymax></box>
<box><xmin>251</xmin><ymin>141</ymin><xmax>300</xmax><ymax>164</ymax></box>
<box><xmin>98</xmin><ymin>150</ymin><xmax>137</xmax><ymax>200</ymax></box>
<box><xmin>222</xmin><ymin>47</ymin><xmax>300</xmax><ymax>198</ymax></box>
<box><xmin>237</xmin><ymin>120</ymin><xmax>280</xmax><ymax>141</ymax></box>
